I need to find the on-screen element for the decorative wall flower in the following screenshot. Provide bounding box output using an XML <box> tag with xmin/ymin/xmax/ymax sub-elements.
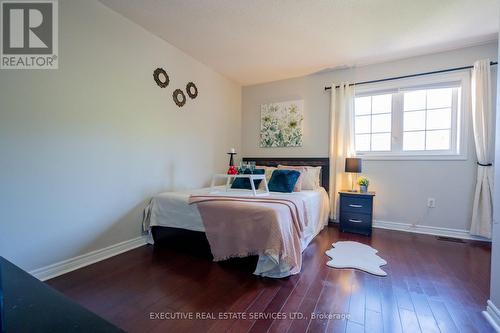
<box><xmin>173</xmin><ymin>89</ymin><xmax>186</xmax><ymax>107</ymax></box>
<box><xmin>153</xmin><ymin>68</ymin><xmax>169</xmax><ymax>88</ymax></box>
<box><xmin>186</xmin><ymin>82</ymin><xmax>198</xmax><ymax>99</ymax></box>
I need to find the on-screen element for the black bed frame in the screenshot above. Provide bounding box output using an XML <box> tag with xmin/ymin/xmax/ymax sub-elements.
<box><xmin>152</xmin><ymin>157</ymin><xmax>330</xmax><ymax>261</ymax></box>
<box><xmin>242</xmin><ymin>157</ymin><xmax>330</xmax><ymax>193</ymax></box>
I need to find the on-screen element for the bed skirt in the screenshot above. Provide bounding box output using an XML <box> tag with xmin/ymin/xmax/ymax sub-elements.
<box><xmin>151</xmin><ymin>226</ymin><xmax>259</xmax><ymax>268</ymax></box>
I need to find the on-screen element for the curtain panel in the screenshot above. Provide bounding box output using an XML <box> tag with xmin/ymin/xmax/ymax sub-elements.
<box><xmin>470</xmin><ymin>59</ymin><xmax>494</xmax><ymax>239</ymax></box>
<box><xmin>329</xmin><ymin>83</ymin><xmax>355</xmax><ymax>220</ymax></box>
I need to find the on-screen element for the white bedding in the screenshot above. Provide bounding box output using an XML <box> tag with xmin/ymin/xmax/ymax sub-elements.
<box><xmin>144</xmin><ymin>186</ymin><xmax>330</xmax><ymax>278</ymax></box>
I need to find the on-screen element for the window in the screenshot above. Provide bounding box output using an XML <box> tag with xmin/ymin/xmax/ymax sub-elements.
<box><xmin>402</xmin><ymin>87</ymin><xmax>457</xmax><ymax>151</ymax></box>
<box><xmin>355</xmin><ymin>94</ymin><xmax>392</xmax><ymax>152</ymax></box>
<box><xmin>353</xmin><ymin>72</ymin><xmax>468</xmax><ymax>159</ymax></box>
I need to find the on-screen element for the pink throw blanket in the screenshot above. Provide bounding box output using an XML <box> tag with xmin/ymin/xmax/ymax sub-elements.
<box><xmin>188</xmin><ymin>195</ymin><xmax>309</xmax><ymax>275</ymax></box>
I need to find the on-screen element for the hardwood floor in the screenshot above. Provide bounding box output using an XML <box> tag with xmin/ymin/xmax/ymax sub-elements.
<box><xmin>47</xmin><ymin>227</ymin><xmax>493</xmax><ymax>333</ymax></box>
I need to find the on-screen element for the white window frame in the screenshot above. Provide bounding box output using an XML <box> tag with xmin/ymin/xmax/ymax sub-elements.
<box><xmin>353</xmin><ymin>70</ymin><xmax>470</xmax><ymax>161</ymax></box>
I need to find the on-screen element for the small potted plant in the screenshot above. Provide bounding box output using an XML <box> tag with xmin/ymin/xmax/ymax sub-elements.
<box><xmin>357</xmin><ymin>176</ymin><xmax>370</xmax><ymax>193</ymax></box>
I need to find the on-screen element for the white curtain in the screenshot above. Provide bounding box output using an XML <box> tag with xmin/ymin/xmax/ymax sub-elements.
<box><xmin>470</xmin><ymin>59</ymin><xmax>494</xmax><ymax>238</ymax></box>
<box><xmin>329</xmin><ymin>83</ymin><xmax>356</xmax><ymax>220</ymax></box>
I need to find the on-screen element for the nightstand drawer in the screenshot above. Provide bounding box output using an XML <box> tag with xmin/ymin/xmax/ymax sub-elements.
<box><xmin>340</xmin><ymin>195</ymin><xmax>372</xmax><ymax>214</ymax></box>
<box><xmin>339</xmin><ymin>212</ymin><xmax>372</xmax><ymax>235</ymax></box>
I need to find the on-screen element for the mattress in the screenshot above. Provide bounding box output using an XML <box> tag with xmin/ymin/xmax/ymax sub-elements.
<box><xmin>144</xmin><ymin>186</ymin><xmax>330</xmax><ymax>277</ymax></box>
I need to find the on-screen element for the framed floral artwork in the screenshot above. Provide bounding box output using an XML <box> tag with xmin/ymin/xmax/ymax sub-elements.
<box><xmin>260</xmin><ymin>100</ymin><xmax>304</xmax><ymax>147</ymax></box>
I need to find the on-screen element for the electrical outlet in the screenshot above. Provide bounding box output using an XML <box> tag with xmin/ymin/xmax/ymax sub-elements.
<box><xmin>427</xmin><ymin>198</ymin><xmax>436</xmax><ymax>208</ymax></box>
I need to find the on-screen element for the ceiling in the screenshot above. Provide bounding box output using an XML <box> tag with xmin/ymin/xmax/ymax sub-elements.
<box><xmin>100</xmin><ymin>0</ymin><xmax>499</xmax><ymax>85</ymax></box>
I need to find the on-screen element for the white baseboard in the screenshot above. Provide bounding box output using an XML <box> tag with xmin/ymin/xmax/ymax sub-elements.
<box><xmin>28</xmin><ymin>220</ymin><xmax>487</xmax><ymax>281</ymax></box>
<box><xmin>484</xmin><ymin>300</ymin><xmax>500</xmax><ymax>332</ymax></box>
<box><xmin>372</xmin><ymin>220</ymin><xmax>490</xmax><ymax>241</ymax></box>
<box><xmin>30</xmin><ymin>235</ymin><xmax>148</xmax><ymax>281</ymax></box>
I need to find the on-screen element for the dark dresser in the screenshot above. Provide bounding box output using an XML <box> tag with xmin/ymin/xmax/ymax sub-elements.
<box><xmin>339</xmin><ymin>191</ymin><xmax>375</xmax><ymax>236</ymax></box>
<box><xmin>0</xmin><ymin>256</ymin><xmax>123</xmax><ymax>333</ymax></box>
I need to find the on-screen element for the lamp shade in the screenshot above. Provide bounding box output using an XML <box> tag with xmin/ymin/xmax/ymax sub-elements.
<box><xmin>345</xmin><ymin>158</ymin><xmax>362</xmax><ymax>173</ymax></box>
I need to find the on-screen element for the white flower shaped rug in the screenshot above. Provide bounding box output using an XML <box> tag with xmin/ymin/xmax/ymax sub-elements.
<box><xmin>325</xmin><ymin>241</ymin><xmax>387</xmax><ymax>276</ymax></box>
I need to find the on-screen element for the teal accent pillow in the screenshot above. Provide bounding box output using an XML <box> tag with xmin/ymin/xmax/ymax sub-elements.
<box><xmin>231</xmin><ymin>169</ymin><xmax>265</xmax><ymax>189</ymax></box>
<box><xmin>268</xmin><ymin>170</ymin><xmax>301</xmax><ymax>193</ymax></box>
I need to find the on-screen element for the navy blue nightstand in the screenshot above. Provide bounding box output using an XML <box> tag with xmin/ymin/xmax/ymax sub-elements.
<box><xmin>338</xmin><ymin>191</ymin><xmax>375</xmax><ymax>236</ymax></box>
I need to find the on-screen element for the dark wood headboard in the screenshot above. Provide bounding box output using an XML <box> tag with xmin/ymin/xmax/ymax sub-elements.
<box><xmin>242</xmin><ymin>157</ymin><xmax>330</xmax><ymax>193</ymax></box>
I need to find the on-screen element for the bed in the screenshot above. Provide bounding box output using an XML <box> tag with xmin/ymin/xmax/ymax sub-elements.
<box><xmin>143</xmin><ymin>158</ymin><xmax>330</xmax><ymax>278</ymax></box>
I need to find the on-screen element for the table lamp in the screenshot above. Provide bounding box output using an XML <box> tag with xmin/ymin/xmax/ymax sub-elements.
<box><xmin>345</xmin><ymin>157</ymin><xmax>362</xmax><ymax>192</ymax></box>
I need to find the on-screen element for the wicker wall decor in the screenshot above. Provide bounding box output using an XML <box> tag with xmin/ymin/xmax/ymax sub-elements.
<box><xmin>154</xmin><ymin>67</ymin><xmax>198</xmax><ymax>108</ymax></box>
<box><xmin>153</xmin><ymin>68</ymin><xmax>169</xmax><ymax>88</ymax></box>
<box><xmin>186</xmin><ymin>82</ymin><xmax>198</xmax><ymax>99</ymax></box>
<box><xmin>173</xmin><ymin>89</ymin><xmax>187</xmax><ymax>107</ymax></box>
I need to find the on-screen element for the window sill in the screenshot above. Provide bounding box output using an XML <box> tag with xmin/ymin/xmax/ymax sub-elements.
<box><xmin>355</xmin><ymin>153</ymin><xmax>468</xmax><ymax>161</ymax></box>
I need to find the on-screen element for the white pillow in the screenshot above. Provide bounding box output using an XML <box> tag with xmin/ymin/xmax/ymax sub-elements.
<box><xmin>278</xmin><ymin>165</ymin><xmax>321</xmax><ymax>190</ymax></box>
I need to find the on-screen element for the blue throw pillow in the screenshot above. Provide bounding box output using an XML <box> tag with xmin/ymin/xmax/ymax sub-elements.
<box><xmin>231</xmin><ymin>169</ymin><xmax>265</xmax><ymax>189</ymax></box>
<box><xmin>268</xmin><ymin>169</ymin><xmax>301</xmax><ymax>193</ymax></box>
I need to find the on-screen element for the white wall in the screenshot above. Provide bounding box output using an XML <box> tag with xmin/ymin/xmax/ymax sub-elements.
<box><xmin>0</xmin><ymin>0</ymin><xmax>241</xmax><ymax>272</ymax></box>
<box><xmin>488</xmin><ymin>17</ymin><xmax>500</xmax><ymax>328</ymax></box>
<box><xmin>242</xmin><ymin>43</ymin><xmax>497</xmax><ymax>232</ymax></box>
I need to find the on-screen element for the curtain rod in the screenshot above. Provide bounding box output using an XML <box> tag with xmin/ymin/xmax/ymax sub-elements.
<box><xmin>324</xmin><ymin>61</ymin><xmax>498</xmax><ymax>91</ymax></box>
